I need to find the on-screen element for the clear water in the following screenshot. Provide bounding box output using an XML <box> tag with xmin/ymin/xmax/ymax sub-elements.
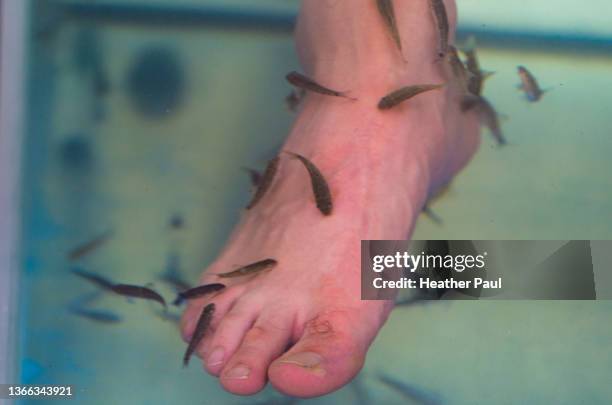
<box><xmin>16</xmin><ymin>1</ymin><xmax>612</xmax><ymax>404</ymax></box>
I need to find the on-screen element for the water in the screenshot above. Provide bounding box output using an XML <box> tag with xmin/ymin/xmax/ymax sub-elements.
<box><xmin>15</xmin><ymin>1</ymin><xmax>612</xmax><ymax>404</ymax></box>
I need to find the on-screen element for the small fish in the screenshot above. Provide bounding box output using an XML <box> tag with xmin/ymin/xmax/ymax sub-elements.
<box><xmin>285</xmin><ymin>89</ymin><xmax>305</xmax><ymax>112</ymax></box>
<box><xmin>217</xmin><ymin>259</ymin><xmax>277</xmax><ymax>278</ymax></box>
<box><xmin>462</xmin><ymin>95</ymin><xmax>506</xmax><ymax>146</ymax></box>
<box><xmin>173</xmin><ymin>283</ymin><xmax>226</xmax><ymax>306</ymax></box>
<box><xmin>429</xmin><ymin>0</ymin><xmax>450</xmax><ymax>58</ymax></box>
<box><xmin>242</xmin><ymin>167</ymin><xmax>262</xmax><ymax>188</ymax></box>
<box><xmin>285</xmin><ymin>151</ymin><xmax>333</xmax><ymax>216</ymax></box>
<box><xmin>159</xmin><ymin>253</ymin><xmax>192</xmax><ymax>292</ymax></box>
<box><xmin>183</xmin><ymin>303</ymin><xmax>215</xmax><ymax>367</ymax></box>
<box><xmin>517</xmin><ymin>66</ymin><xmax>545</xmax><ymax>102</ymax></box>
<box><xmin>68</xmin><ymin>230</ymin><xmax>113</xmax><ymax>261</ymax></box>
<box><xmin>110</xmin><ymin>284</ymin><xmax>167</xmax><ymax>310</ymax></box>
<box><xmin>246</xmin><ymin>156</ymin><xmax>280</xmax><ymax>209</ymax></box>
<box><xmin>462</xmin><ymin>37</ymin><xmax>494</xmax><ymax>95</ymax></box>
<box><xmin>378</xmin><ymin>374</ymin><xmax>443</xmax><ymax>405</ymax></box>
<box><xmin>378</xmin><ymin>84</ymin><xmax>444</xmax><ymax>110</ymax></box>
<box><xmin>445</xmin><ymin>46</ymin><xmax>469</xmax><ymax>93</ymax></box>
<box><xmin>69</xmin><ymin>307</ymin><xmax>122</xmax><ymax>324</ymax></box>
<box><xmin>169</xmin><ymin>214</ymin><xmax>184</xmax><ymax>230</ymax></box>
<box><xmin>71</xmin><ymin>268</ymin><xmax>114</xmax><ymax>290</ymax></box>
<box><xmin>67</xmin><ymin>291</ymin><xmax>122</xmax><ymax>323</ymax></box>
<box><xmin>376</xmin><ymin>0</ymin><xmax>403</xmax><ymax>55</ymax></box>
<box><xmin>286</xmin><ymin>71</ymin><xmax>355</xmax><ymax>100</ymax></box>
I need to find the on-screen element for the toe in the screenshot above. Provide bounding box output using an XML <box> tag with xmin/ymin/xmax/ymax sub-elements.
<box><xmin>268</xmin><ymin>309</ymin><xmax>368</xmax><ymax>398</ymax></box>
<box><xmin>200</xmin><ymin>300</ymin><xmax>260</xmax><ymax>376</ymax></box>
<box><xmin>219</xmin><ymin>311</ymin><xmax>294</xmax><ymax>395</ymax></box>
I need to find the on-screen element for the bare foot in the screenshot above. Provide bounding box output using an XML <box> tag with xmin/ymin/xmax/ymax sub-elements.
<box><xmin>181</xmin><ymin>0</ymin><xmax>479</xmax><ymax>398</ymax></box>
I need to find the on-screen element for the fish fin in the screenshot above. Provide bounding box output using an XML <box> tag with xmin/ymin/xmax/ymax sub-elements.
<box><xmin>482</xmin><ymin>71</ymin><xmax>495</xmax><ymax>79</ymax></box>
<box><xmin>542</xmin><ymin>86</ymin><xmax>554</xmax><ymax>94</ymax></box>
<box><xmin>423</xmin><ymin>206</ymin><xmax>443</xmax><ymax>225</ymax></box>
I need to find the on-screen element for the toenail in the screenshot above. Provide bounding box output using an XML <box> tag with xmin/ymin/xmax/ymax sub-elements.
<box><xmin>207</xmin><ymin>347</ymin><xmax>225</xmax><ymax>366</ymax></box>
<box><xmin>279</xmin><ymin>352</ymin><xmax>323</xmax><ymax>369</ymax></box>
<box><xmin>224</xmin><ymin>364</ymin><xmax>250</xmax><ymax>380</ymax></box>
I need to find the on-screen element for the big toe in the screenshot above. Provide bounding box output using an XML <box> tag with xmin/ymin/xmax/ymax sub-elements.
<box><xmin>268</xmin><ymin>309</ymin><xmax>369</xmax><ymax>398</ymax></box>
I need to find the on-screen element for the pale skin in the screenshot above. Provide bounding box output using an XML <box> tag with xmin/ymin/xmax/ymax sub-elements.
<box><xmin>181</xmin><ymin>0</ymin><xmax>479</xmax><ymax>398</ymax></box>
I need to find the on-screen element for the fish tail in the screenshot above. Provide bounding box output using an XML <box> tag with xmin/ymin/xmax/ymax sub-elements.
<box><xmin>336</xmin><ymin>90</ymin><xmax>357</xmax><ymax>101</ymax></box>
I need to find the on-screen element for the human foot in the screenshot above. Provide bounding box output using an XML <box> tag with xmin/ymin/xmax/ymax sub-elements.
<box><xmin>181</xmin><ymin>0</ymin><xmax>479</xmax><ymax>398</ymax></box>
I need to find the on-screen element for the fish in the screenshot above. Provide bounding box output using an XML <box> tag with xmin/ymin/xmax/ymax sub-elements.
<box><xmin>68</xmin><ymin>230</ymin><xmax>113</xmax><ymax>261</ymax></box>
<box><xmin>173</xmin><ymin>283</ymin><xmax>226</xmax><ymax>306</ymax></box>
<box><xmin>445</xmin><ymin>46</ymin><xmax>469</xmax><ymax>94</ymax></box>
<box><xmin>517</xmin><ymin>66</ymin><xmax>545</xmax><ymax>102</ymax></box>
<box><xmin>378</xmin><ymin>373</ymin><xmax>443</xmax><ymax>405</ymax></box>
<box><xmin>286</xmin><ymin>71</ymin><xmax>355</xmax><ymax>100</ymax></box>
<box><xmin>378</xmin><ymin>84</ymin><xmax>445</xmax><ymax>110</ymax></box>
<box><xmin>71</xmin><ymin>268</ymin><xmax>114</xmax><ymax>290</ymax></box>
<box><xmin>159</xmin><ymin>254</ymin><xmax>192</xmax><ymax>292</ymax></box>
<box><xmin>67</xmin><ymin>291</ymin><xmax>122</xmax><ymax>324</ymax></box>
<box><xmin>285</xmin><ymin>89</ymin><xmax>305</xmax><ymax>112</ymax></box>
<box><xmin>242</xmin><ymin>167</ymin><xmax>262</xmax><ymax>188</ymax></box>
<box><xmin>169</xmin><ymin>214</ymin><xmax>184</xmax><ymax>230</ymax></box>
<box><xmin>376</xmin><ymin>0</ymin><xmax>403</xmax><ymax>55</ymax></box>
<box><xmin>429</xmin><ymin>0</ymin><xmax>450</xmax><ymax>58</ymax></box>
<box><xmin>217</xmin><ymin>259</ymin><xmax>277</xmax><ymax>278</ymax></box>
<box><xmin>69</xmin><ymin>307</ymin><xmax>122</xmax><ymax>324</ymax></box>
<box><xmin>462</xmin><ymin>95</ymin><xmax>506</xmax><ymax>146</ymax></box>
<box><xmin>285</xmin><ymin>151</ymin><xmax>333</xmax><ymax>216</ymax></box>
<box><xmin>246</xmin><ymin>156</ymin><xmax>280</xmax><ymax>209</ymax></box>
<box><xmin>183</xmin><ymin>303</ymin><xmax>215</xmax><ymax>367</ymax></box>
<box><xmin>463</xmin><ymin>36</ymin><xmax>494</xmax><ymax>95</ymax></box>
<box><xmin>110</xmin><ymin>284</ymin><xmax>167</xmax><ymax>310</ymax></box>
